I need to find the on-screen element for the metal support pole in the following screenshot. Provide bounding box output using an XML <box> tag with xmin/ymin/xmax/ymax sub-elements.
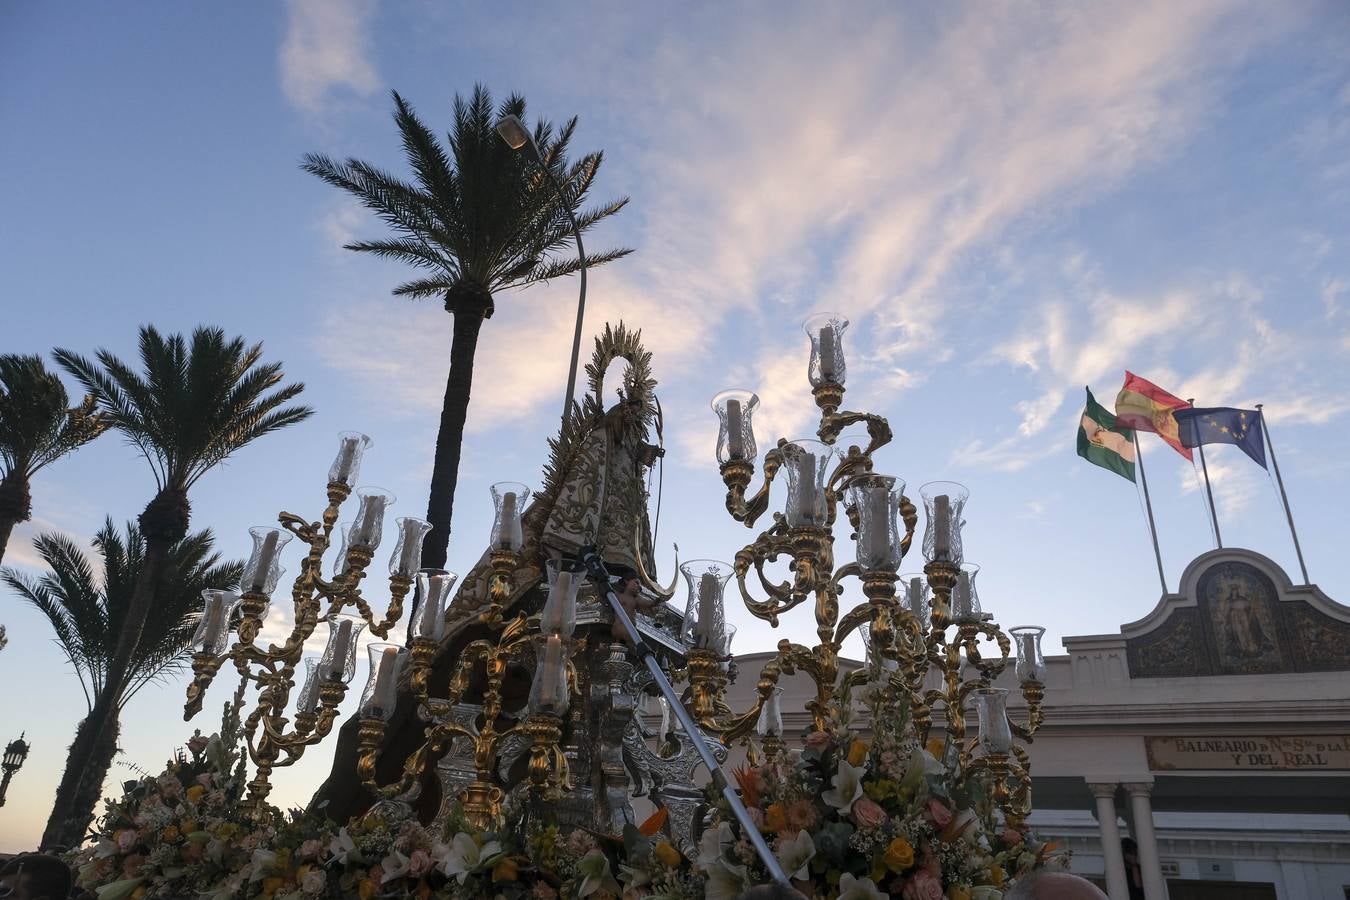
<box><xmin>1257</xmin><ymin>405</ymin><xmax>1309</xmax><ymax>583</ymax></box>
<box><xmin>538</xmin><ymin>163</ymin><xmax>587</xmax><ymax>423</ymax></box>
<box><xmin>580</xmin><ymin>548</ymin><xmax>791</xmax><ymax>887</ymax></box>
<box><xmin>1132</xmin><ymin>432</ymin><xmax>1168</xmax><ymax>595</ymax></box>
<box><xmin>1196</xmin><ymin>441</ymin><xmax>1222</xmax><ymax>548</ymax></box>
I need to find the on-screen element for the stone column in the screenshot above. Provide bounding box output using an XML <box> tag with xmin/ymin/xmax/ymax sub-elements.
<box><xmin>1089</xmin><ymin>782</ymin><xmax>1129</xmax><ymax>900</ymax></box>
<box><xmin>1124</xmin><ymin>782</ymin><xmax>1168</xmax><ymax>900</ymax></box>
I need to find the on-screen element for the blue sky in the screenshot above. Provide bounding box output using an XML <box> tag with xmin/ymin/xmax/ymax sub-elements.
<box><xmin>2</xmin><ymin>1</ymin><xmax>1349</xmax><ymax>852</ymax></box>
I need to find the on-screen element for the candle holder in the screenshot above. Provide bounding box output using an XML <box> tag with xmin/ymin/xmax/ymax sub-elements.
<box><xmin>804</xmin><ymin>311</ymin><xmax>849</xmax><ymax>412</ymax></box>
<box><xmin>713</xmin><ymin>389</ymin><xmax>759</xmax><ymax>466</ymax></box>
<box><xmin>921</xmin><ymin>481</ymin><xmax>969</xmax><ymax>565</ymax></box>
<box><xmin>679</xmin><ymin>559</ymin><xmax>732</xmax><ymax>650</ymax></box>
<box><xmin>241</xmin><ymin>527</ymin><xmax>293</xmax><ymax>596</ymax></box>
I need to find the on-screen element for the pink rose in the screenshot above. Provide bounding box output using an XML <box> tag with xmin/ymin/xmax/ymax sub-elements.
<box><xmin>187</xmin><ymin>734</ymin><xmax>209</xmax><ymax>755</ymax></box>
<box><xmin>924</xmin><ymin>798</ymin><xmax>953</xmax><ymax>829</ymax></box>
<box><xmin>786</xmin><ymin>799</ymin><xmax>818</xmax><ymax>830</ymax></box>
<box><xmin>851</xmin><ymin>796</ymin><xmax>888</xmax><ymax>829</ymax></box>
<box><xmin>116</xmin><ymin>829</ymin><xmax>138</xmax><ymax>853</ymax></box>
<box><xmin>408</xmin><ymin>848</ymin><xmax>434</xmax><ymax>878</ymax></box>
<box><xmin>902</xmin><ymin>869</ymin><xmax>944</xmax><ymax>900</ymax></box>
<box><xmin>157</xmin><ymin>775</ymin><xmax>183</xmax><ymax>797</ymax></box>
<box><xmin>803</xmin><ymin>731</ymin><xmax>832</xmax><ymax>752</ymax></box>
<box><xmin>301</xmin><ymin>868</ymin><xmax>327</xmax><ymax>894</ymax></box>
<box><xmin>1001</xmin><ymin>827</ymin><xmax>1024</xmax><ymax>846</ymax></box>
<box><xmin>298</xmin><ymin>839</ymin><xmax>325</xmax><ymax>861</ymax></box>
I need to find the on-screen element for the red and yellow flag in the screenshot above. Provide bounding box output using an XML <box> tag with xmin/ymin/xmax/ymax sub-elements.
<box><xmin>1114</xmin><ymin>371</ymin><xmax>1192</xmax><ymax>460</ymax></box>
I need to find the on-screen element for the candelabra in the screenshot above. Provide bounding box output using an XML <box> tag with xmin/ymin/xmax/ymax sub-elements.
<box><xmin>704</xmin><ymin>311</ymin><xmax>1048</xmax><ymax>827</ymax></box>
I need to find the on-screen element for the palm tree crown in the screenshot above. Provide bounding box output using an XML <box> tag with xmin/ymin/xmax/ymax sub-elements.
<box><xmin>301</xmin><ymin>85</ymin><xmax>632</xmax><ymax>312</ymax></box>
<box><xmin>3</xmin><ymin>520</ymin><xmax>243</xmax><ymax>710</ymax></box>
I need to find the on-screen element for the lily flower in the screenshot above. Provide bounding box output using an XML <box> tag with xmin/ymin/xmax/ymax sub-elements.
<box><xmin>437</xmin><ymin>832</ymin><xmax>503</xmax><ymax>884</ymax></box>
<box><xmin>704</xmin><ymin>858</ymin><xmax>750</xmax><ymax>900</ymax></box>
<box><xmin>775</xmin><ymin>829</ymin><xmax>816</xmax><ymax>880</ymax></box>
<box><xmin>836</xmin><ymin>872</ymin><xmax>888</xmax><ymax>900</ymax></box>
<box><xmin>822</xmin><ymin>758</ymin><xmax>867</xmax><ymax>813</ymax></box>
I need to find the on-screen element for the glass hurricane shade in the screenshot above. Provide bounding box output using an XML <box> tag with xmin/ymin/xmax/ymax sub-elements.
<box><xmin>858</xmin><ymin>620</ymin><xmax>900</xmax><ymax>673</ymax></box>
<box><xmin>680</xmin><ymin>559</ymin><xmax>733</xmax><ymax>650</ymax></box>
<box><xmin>241</xmin><ymin>526</ymin><xmax>292</xmax><ymax>596</ymax></box>
<box><xmin>2</xmin><ymin>736</ymin><xmax>29</xmax><ymax>769</ymax></box>
<box><xmin>320</xmin><ymin>613</ymin><xmax>366</xmax><ymax>683</ymax></box>
<box><xmin>920</xmin><ymin>481</ymin><xmax>969</xmax><ymax>564</ymax></box>
<box><xmin>782</xmin><ymin>440</ymin><xmax>835</xmax><ymax>527</ymax></box>
<box><xmin>712</xmin><ymin>389</ymin><xmax>759</xmax><ymax>465</ymax></box>
<box><xmin>847</xmin><ymin>475</ymin><xmax>905</xmax><ymax>572</ymax></box>
<box><xmin>410</xmin><ymin>569</ymin><xmax>458</xmax><ymax>642</ymax></box>
<box><xmin>389</xmin><ymin>517</ymin><xmax>432</xmax><ymax>577</ymax></box>
<box><xmin>719</xmin><ymin>623</ymin><xmax>737</xmax><ymax>658</ymax></box>
<box><xmin>543</xmin><ymin>559</ymin><xmax>583</xmax><ymax>638</ymax></box>
<box><xmin>756</xmin><ymin>687</ymin><xmax>785</xmax><ymax>738</ymax></box>
<box><xmin>359</xmin><ymin>643</ymin><xmax>407</xmax><ymax>721</ymax></box>
<box><xmin>490</xmin><ymin>482</ymin><xmax>530</xmax><ymax>551</ymax></box>
<box><xmin>900</xmin><ymin>573</ymin><xmax>930</xmax><ymax>625</ymax></box>
<box><xmin>350</xmin><ymin>487</ymin><xmax>395</xmax><ymax>551</ymax></box>
<box><xmin>804</xmin><ymin>312</ymin><xmax>849</xmax><ymax>387</ymax></box>
<box><xmin>1011</xmin><ymin>625</ymin><xmax>1048</xmax><ymax>683</ymax></box>
<box><xmin>951</xmin><ymin>564</ymin><xmax>982</xmax><ymax>621</ymax></box>
<box><xmin>328</xmin><ymin>432</ymin><xmax>372</xmax><ymax>489</ymax></box>
<box><xmin>973</xmin><ymin>688</ymin><xmax>1014</xmax><ymax>755</ymax></box>
<box><xmin>295</xmin><ymin>659</ymin><xmax>321</xmax><ymax>715</ymax></box>
<box><xmin>191</xmin><ymin>589</ymin><xmax>242</xmax><ymax>656</ymax></box>
<box><xmin>528</xmin><ymin>634</ymin><xmax>570</xmax><ymax>716</ymax></box>
<box><xmin>333</xmin><ymin>524</ymin><xmax>353</xmax><ymax>578</ymax></box>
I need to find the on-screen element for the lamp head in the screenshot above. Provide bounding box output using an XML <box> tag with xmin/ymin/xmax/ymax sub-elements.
<box><xmin>495</xmin><ymin>115</ymin><xmax>535</xmax><ymax>153</ymax></box>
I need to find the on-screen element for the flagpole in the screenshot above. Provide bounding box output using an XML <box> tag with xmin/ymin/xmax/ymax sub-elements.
<box><xmin>1189</xmin><ymin>398</ymin><xmax>1223</xmax><ymax>548</ymax></box>
<box><xmin>1256</xmin><ymin>404</ymin><xmax>1310</xmax><ymax>584</ymax></box>
<box><xmin>1133</xmin><ymin>431</ymin><xmax>1168</xmax><ymax>595</ymax></box>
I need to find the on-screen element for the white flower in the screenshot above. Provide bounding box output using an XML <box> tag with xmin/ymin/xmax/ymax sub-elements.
<box><xmin>93</xmin><ymin>837</ymin><xmax>119</xmax><ymax>859</ymax></box>
<box><xmin>821</xmin><ymin>758</ymin><xmax>867</xmax><ymax>813</ymax></box>
<box><xmin>436</xmin><ymin>832</ymin><xmax>502</xmax><ymax>884</ymax></box>
<box><xmin>915</xmin><ymin>747</ymin><xmax>944</xmax><ymax>776</ymax></box>
<box><xmin>775</xmin><ymin>829</ymin><xmax>816</xmax><ymax>881</ymax></box>
<box><xmin>696</xmin><ymin>821</ymin><xmax>735</xmax><ymax>869</ymax></box>
<box><xmin>93</xmin><ymin>877</ymin><xmax>145</xmax><ymax>900</ymax></box>
<box><xmin>837</xmin><ymin>872</ymin><xmax>888</xmax><ymax>900</ymax></box>
<box><xmin>704</xmin><ymin>858</ymin><xmax>749</xmax><ymax>900</ymax></box>
<box><xmin>328</xmin><ymin>826</ymin><xmax>357</xmax><ymax>865</ymax></box>
<box><xmin>575</xmin><ymin>848</ymin><xmax>621</xmax><ymax>897</ymax></box>
<box><xmin>248</xmin><ymin>849</ymin><xmax>277</xmax><ymax>881</ymax></box>
<box><xmin>381</xmin><ymin>849</ymin><xmax>411</xmax><ymax>883</ymax></box>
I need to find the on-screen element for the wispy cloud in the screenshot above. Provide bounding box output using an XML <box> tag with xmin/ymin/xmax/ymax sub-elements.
<box><xmin>280</xmin><ymin>0</ymin><xmax>380</xmax><ymax>116</ymax></box>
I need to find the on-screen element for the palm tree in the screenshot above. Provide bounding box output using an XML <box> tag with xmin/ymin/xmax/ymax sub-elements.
<box><xmin>302</xmin><ymin>85</ymin><xmax>632</xmax><ymax>569</ymax></box>
<box><xmin>3</xmin><ymin>521</ymin><xmax>242</xmax><ymax>842</ymax></box>
<box><xmin>0</xmin><ymin>354</ymin><xmax>108</xmax><ymax>564</ymax></box>
<box><xmin>45</xmin><ymin>326</ymin><xmax>312</xmax><ymax>848</ymax></box>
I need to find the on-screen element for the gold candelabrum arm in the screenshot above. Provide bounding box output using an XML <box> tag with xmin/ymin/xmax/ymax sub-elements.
<box><xmin>720</xmin><ymin>443</ymin><xmax>785</xmax><ymax>528</ymax></box>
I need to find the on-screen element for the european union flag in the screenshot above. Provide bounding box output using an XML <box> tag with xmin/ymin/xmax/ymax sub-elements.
<box><xmin>1173</xmin><ymin>406</ymin><xmax>1266</xmax><ymax>469</ymax></box>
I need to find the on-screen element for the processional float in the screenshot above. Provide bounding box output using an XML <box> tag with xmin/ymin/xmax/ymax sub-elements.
<box><xmin>182</xmin><ymin>316</ymin><xmax>1049</xmax><ymax>856</ymax></box>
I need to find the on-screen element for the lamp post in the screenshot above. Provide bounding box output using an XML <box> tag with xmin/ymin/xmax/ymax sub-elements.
<box><xmin>0</xmin><ymin>733</ymin><xmax>30</xmax><ymax>807</ymax></box>
<box><xmin>495</xmin><ymin>113</ymin><xmax>588</xmax><ymax>423</ymax></box>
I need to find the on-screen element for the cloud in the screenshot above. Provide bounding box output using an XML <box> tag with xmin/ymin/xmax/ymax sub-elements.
<box><xmin>280</xmin><ymin>0</ymin><xmax>380</xmax><ymax>115</ymax></box>
<box><xmin>1178</xmin><ymin>453</ymin><xmax>1261</xmax><ymax>517</ymax></box>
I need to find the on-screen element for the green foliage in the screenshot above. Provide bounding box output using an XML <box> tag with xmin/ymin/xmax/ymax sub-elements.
<box><xmin>302</xmin><ymin>85</ymin><xmax>632</xmax><ymax>305</ymax></box>
<box><xmin>0</xmin><ymin>353</ymin><xmax>107</xmax><ymax>481</ymax></box>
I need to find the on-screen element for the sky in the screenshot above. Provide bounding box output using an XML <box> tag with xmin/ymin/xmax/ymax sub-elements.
<box><xmin>2</xmin><ymin>0</ymin><xmax>1349</xmax><ymax>853</ymax></box>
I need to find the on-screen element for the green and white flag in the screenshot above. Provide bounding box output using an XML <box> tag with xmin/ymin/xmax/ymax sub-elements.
<box><xmin>1078</xmin><ymin>387</ymin><xmax>1135</xmax><ymax>482</ymax></box>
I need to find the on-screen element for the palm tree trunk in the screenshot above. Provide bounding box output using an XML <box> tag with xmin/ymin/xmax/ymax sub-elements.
<box><xmin>40</xmin><ymin>711</ymin><xmax>119</xmax><ymax>851</ymax></box>
<box><xmin>43</xmin><ymin>489</ymin><xmax>186</xmax><ymax>849</ymax></box>
<box><xmin>0</xmin><ymin>473</ymin><xmax>32</xmax><ymax>567</ymax></box>
<box><xmin>421</xmin><ymin>290</ymin><xmax>493</xmax><ymax>569</ymax></box>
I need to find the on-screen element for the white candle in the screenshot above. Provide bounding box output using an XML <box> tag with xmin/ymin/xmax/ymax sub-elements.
<box><xmin>758</xmin><ymin>689</ymin><xmax>782</xmax><ymax>737</ymax></box>
<box><xmin>543</xmin><ymin>571</ymin><xmax>572</xmax><ymax>633</ymax></box>
<box><xmin>298</xmin><ymin>664</ymin><xmax>320</xmax><ymax>714</ymax></box>
<box><xmin>540</xmin><ymin>635</ymin><xmax>563</xmax><ymax>709</ymax></box>
<box><xmin>933</xmin><ymin>494</ymin><xmax>951</xmax><ymax>559</ymax></box>
<box><xmin>697</xmin><ymin>572</ymin><xmax>720</xmax><ymax>645</ymax></box>
<box><xmin>496</xmin><ymin>492</ymin><xmax>521</xmax><ymax>550</ymax></box>
<box><xmin>907</xmin><ymin>577</ymin><xmax>924</xmax><ymax>616</ymax></box>
<box><xmin>954</xmin><ymin>573</ymin><xmax>973</xmax><ymax>619</ymax></box>
<box><xmin>370</xmin><ymin>647</ymin><xmax>401</xmax><ymax>715</ymax></box>
<box><xmin>250</xmin><ymin>530</ymin><xmax>280</xmax><ymax>593</ymax></box>
<box><xmin>725</xmin><ymin>399</ymin><xmax>745</xmax><ymax>459</ymax></box>
<box><xmin>398</xmin><ymin>521</ymin><xmax>422</xmax><ymax>575</ymax></box>
<box><xmin>417</xmin><ymin>574</ymin><xmax>450</xmax><ymax>639</ymax></box>
<box><xmin>201</xmin><ymin>594</ymin><xmax>228</xmax><ymax>651</ymax></box>
<box><xmin>359</xmin><ymin>496</ymin><xmax>386</xmax><ymax>548</ymax></box>
<box><xmin>333</xmin><ymin>437</ymin><xmax>358</xmax><ymax>484</ymax></box>
<box><xmin>327</xmin><ymin>619</ymin><xmax>353</xmax><ymax>680</ymax></box>
<box><xmin>794</xmin><ymin>453</ymin><xmax>818</xmax><ymax>524</ymax></box>
<box><xmin>862</xmin><ymin>488</ymin><xmax>891</xmax><ymax>568</ymax></box>
<box><xmin>818</xmin><ymin>327</ymin><xmax>838</xmax><ymax>380</ymax></box>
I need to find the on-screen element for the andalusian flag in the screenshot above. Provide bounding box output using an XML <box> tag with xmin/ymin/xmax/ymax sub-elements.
<box><xmin>1115</xmin><ymin>371</ymin><xmax>1192</xmax><ymax>460</ymax></box>
<box><xmin>1078</xmin><ymin>387</ymin><xmax>1136</xmax><ymax>482</ymax></box>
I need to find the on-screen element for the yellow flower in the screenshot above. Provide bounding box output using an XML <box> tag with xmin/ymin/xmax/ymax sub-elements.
<box><xmin>185</xmin><ymin>784</ymin><xmax>206</xmax><ymax>804</ymax></box>
<box><xmin>131</xmin><ymin>889</ymin><xmax>147</xmax><ymax>900</ymax></box>
<box><xmin>847</xmin><ymin>739</ymin><xmax>869</xmax><ymax>766</ymax></box>
<box><xmin>763</xmin><ymin>802</ymin><xmax>789</xmax><ymax>832</ymax></box>
<box><xmin>261</xmin><ymin>876</ymin><xmax>284</xmax><ymax>898</ymax></box>
<box><xmin>883</xmin><ymin>836</ymin><xmax>914</xmax><ymax>872</ymax></box>
<box><xmin>492</xmin><ymin>858</ymin><xmax>519</xmax><ymax>882</ymax></box>
<box><xmin>990</xmin><ymin>864</ymin><xmax>1006</xmax><ymax>886</ymax></box>
<box><xmin>161</xmin><ymin>825</ymin><xmax>180</xmax><ymax>842</ymax></box>
<box><xmin>653</xmin><ymin>841</ymin><xmax>682</xmax><ymax>868</ymax></box>
<box><xmin>926</xmin><ymin>737</ymin><xmax>946</xmax><ymax>759</ymax></box>
<box><xmin>947</xmin><ymin>887</ymin><xmax>971</xmax><ymax>900</ymax></box>
<box><xmin>358</xmin><ymin>876</ymin><xmax>378</xmax><ymax>900</ymax></box>
<box><xmin>181</xmin><ymin>819</ymin><xmax>198</xmax><ymax>834</ymax></box>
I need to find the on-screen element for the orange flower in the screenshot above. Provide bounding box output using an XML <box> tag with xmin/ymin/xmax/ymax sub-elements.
<box><xmin>990</xmin><ymin>864</ymin><xmax>1006</xmax><ymax>886</ymax></box>
<box><xmin>185</xmin><ymin>784</ymin><xmax>206</xmax><ymax>804</ymax></box>
<box><xmin>160</xmin><ymin>825</ymin><xmax>179</xmax><ymax>842</ymax></box>
<box><xmin>926</xmin><ymin>737</ymin><xmax>946</xmax><ymax>759</ymax></box>
<box><xmin>732</xmin><ymin>765</ymin><xmax>761</xmax><ymax>807</ymax></box>
<box><xmin>847</xmin><ymin>739</ymin><xmax>869</xmax><ymax>766</ymax></box>
<box><xmin>492</xmin><ymin>858</ymin><xmax>519</xmax><ymax>882</ymax></box>
<box><xmin>883</xmin><ymin>836</ymin><xmax>914</xmax><ymax>871</ymax></box>
<box><xmin>181</xmin><ymin>819</ymin><xmax>199</xmax><ymax>834</ymax></box>
<box><xmin>638</xmin><ymin>807</ymin><xmax>669</xmax><ymax>836</ymax></box>
<box><xmin>261</xmin><ymin>876</ymin><xmax>284</xmax><ymax>898</ymax></box>
<box><xmin>653</xmin><ymin>840</ymin><xmax>682</xmax><ymax>868</ymax></box>
<box><xmin>947</xmin><ymin>887</ymin><xmax>971</xmax><ymax>900</ymax></box>
<box><xmin>763</xmin><ymin>802</ymin><xmax>789</xmax><ymax>832</ymax></box>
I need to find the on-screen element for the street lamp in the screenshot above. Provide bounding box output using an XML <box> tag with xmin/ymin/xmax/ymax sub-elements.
<box><xmin>0</xmin><ymin>733</ymin><xmax>30</xmax><ymax>807</ymax></box>
<box><xmin>495</xmin><ymin>113</ymin><xmax>589</xmax><ymax>423</ymax></box>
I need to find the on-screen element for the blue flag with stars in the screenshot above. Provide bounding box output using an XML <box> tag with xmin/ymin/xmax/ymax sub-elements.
<box><xmin>1173</xmin><ymin>406</ymin><xmax>1266</xmax><ymax>468</ymax></box>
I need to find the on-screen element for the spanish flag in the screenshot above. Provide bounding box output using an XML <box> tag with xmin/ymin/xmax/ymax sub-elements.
<box><xmin>1114</xmin><ymin>371</ymin><xmax>1192</xmax><ymax>460</ymax></box>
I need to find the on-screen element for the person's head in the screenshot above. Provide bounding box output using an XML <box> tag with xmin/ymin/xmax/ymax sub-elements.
<box><xmin>0</xmin><ymin>854</ymin><xmax>74</xmax><ymax>900</ymax></box>
<box><xmin>610</xmin><ymin>566</ymin><xmax>640</xmax><ymax>597</ymax></box>
<box><xmin>1004</xmin><ymin>871</ymin><xmax>1109</xmax><ymax>900</ymax></box>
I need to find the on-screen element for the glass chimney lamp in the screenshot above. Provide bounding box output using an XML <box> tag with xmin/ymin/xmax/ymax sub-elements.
<box><xmin>528</xmin><ymin>635</ymin><xmax>570</xmax><ymax>716</ymax></box>
<box><xmin>328</xmin><ymin>432</ymin><xmax>372</xmax><ymax>489</ymax></box>
<box><xmin>951</xmin><ymin>563</ymin><xmax>982</xmax><ymax>622</ymax></box>
<box><xmin>359</xmin><ymin>642</ymin><xmax>407</xmax><ymax>721</ymax></box>
<box><xmin>1011</xmin><ymin>625</ymin><xmax>1048</xmax><ymax>684</ymax></box>
<box><xmin>756</xmin><ymin>686</ymin><xmax>784</xmax><ymax>738</ymax></box>
<box><xmin>711</xmin><ymin>389</ymin><xmax>760</xmax><ymax>465</ymax></box>
<box><xmin>295</xmin><ymin>659</ymin><xmax>321</xmax><ymax>715</ymax></box>
<box><xmin>920</xmin><ymin>481</ymin><xmax>970</xmax><ymax>564</ymax></box>
<box><xmin>389</xmin><ymin>517</ymin><xmax>433</xmax><ymax>578</ymax></box>
<box><xmin>350</xmin><ymin>487</ymin><xmax>395</xmax><ymax>551</ymax></box>
<box><xmin>191</xmin><ymin>589</ymin><xmax>242</xmax><ymax>656</ymax></box>
<box><xmin>847</xmin><ymin>474</ymin><xmax>904</xmax><ymax>572</ymax></box>
<box><xmin>900</xmin><ymin>572</ymin><xmax>931</xmax><ymax>624</ymax></box>
<box><xmin>679</xmin><ymin>559</ymin><xmax>733</xmax><ymax>650</ymax></box>
<box><xmin>782</xmin><ymin>440</ymin><xmax>835</xmax><ymax>528</ymax></box>
<box><xmin>803</xmin><ymin>312</ymin><xmax>849</xmax><ymax>387</ymax></box>
<box><xmin>490</xmin><ymin>482</ymin><xmax>530</xmax><ymax>552</ymax></box>
<box><xmin>859</xmin><ymin>620</ymin><xmax>900</xmax><ymax>673</ymax></box>
<box><xmin>320</xmin><ymin>613</ymin><xmax>367</xmax><ymax>683</ymax></box>
<box><xmin>543</xmin><ymin>559</ymin><xmax>583</xmax><ymax>638</ymax></box>
<box><xmin>973</xmin><ymin>688</ymin><xmax>1014</xmax><ymax>755</ymax></box>
<box><xmin>410</xmin><ymin>569</ymin><xmax>458</xmax><ymax>642</ymax></box>
<box><xmin>241</xmin><ymin>526</ymin><xmax>292</xmax><ymax>596</ymax></box>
